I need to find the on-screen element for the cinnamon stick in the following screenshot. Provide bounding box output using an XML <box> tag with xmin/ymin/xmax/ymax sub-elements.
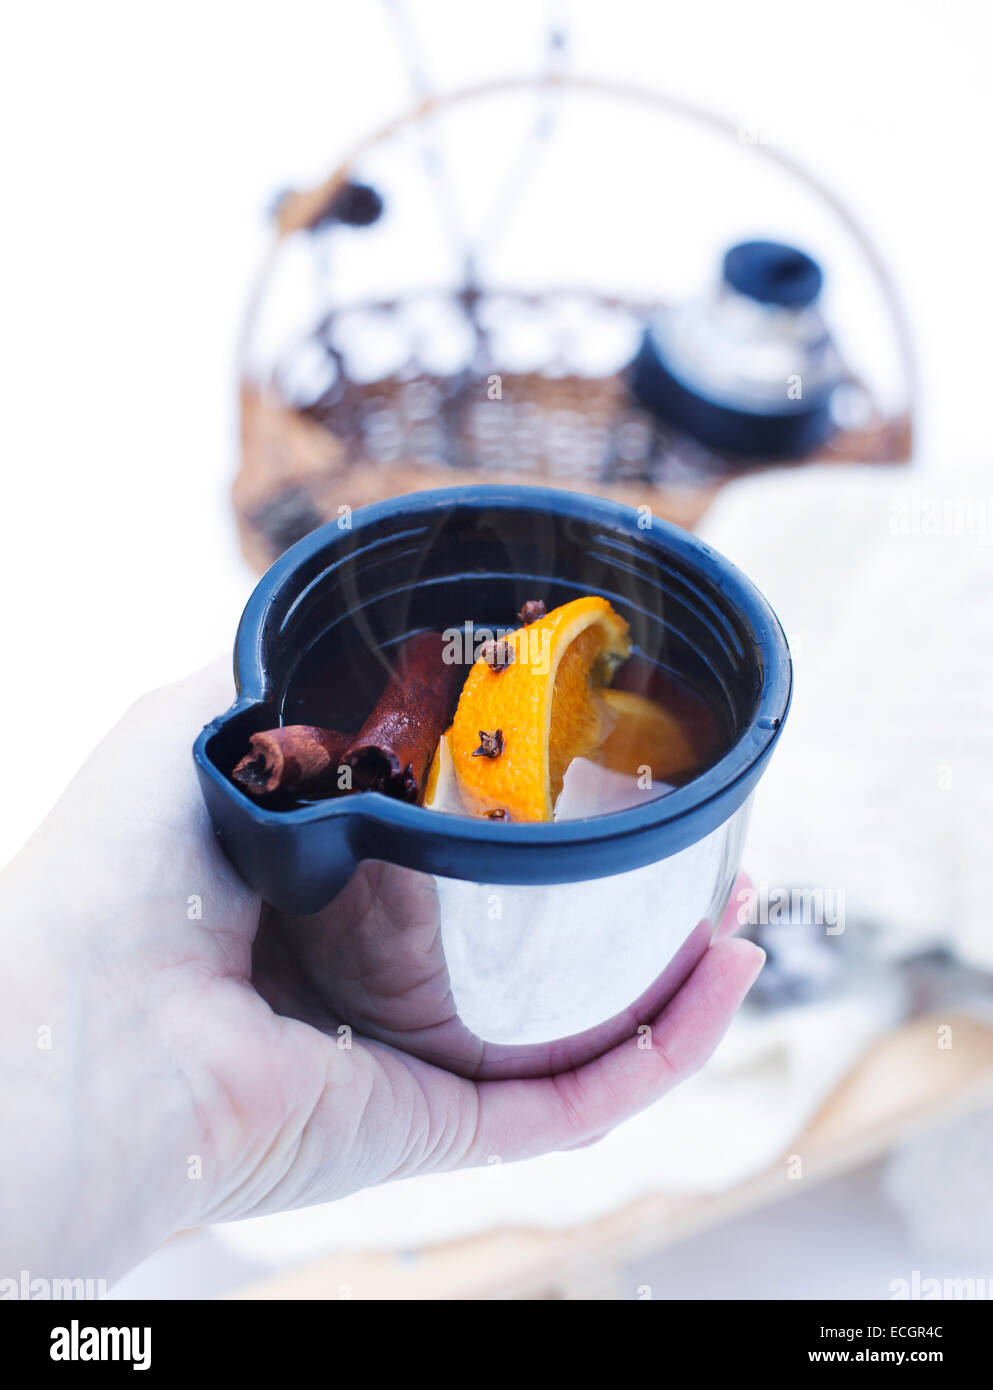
<box><xmin>232</xmin><ymin>725</ymin><xmax>351</xmax><ymax>798</ymax></box>
<box><xmin>230</xmin><ymin>631</ymin><xmax>461</xmax><ymax>804</ymax></box>
<box><xmin>344</xmin><ymin>631</ymin><xmax>461</xmax><ymax>802</ymax></box>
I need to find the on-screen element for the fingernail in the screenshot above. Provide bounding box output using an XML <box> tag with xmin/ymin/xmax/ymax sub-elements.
<box><xmin>745</xmin><ymin>944</ymin><xmax>767</xmax><ymax>986</ymax></box>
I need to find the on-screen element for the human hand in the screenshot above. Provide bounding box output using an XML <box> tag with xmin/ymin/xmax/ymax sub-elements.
<box><xmin>0</xmin><ymin>662</ymin><xmax>763</xmax><ymax>1286</ymax></box>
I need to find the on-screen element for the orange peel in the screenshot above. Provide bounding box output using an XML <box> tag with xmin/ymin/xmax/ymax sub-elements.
<box><xmin>449</xmin><ymin>596</ymin><xmax>631</xmax><ymax>821</ymax></box>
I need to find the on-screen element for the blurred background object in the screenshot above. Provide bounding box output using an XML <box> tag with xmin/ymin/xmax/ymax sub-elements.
<box><xmin>3</xmin><ymin>0</ymin><xmax>992</xmax><ymax>1300</ymax></box>
<box><xmin>233</xmin><ymin>23</ymin><xmax>915</xmax><ymax>571</ymax></box>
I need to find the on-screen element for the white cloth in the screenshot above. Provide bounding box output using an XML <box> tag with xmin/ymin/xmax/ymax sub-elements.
<box><xmin>698</xmin><ymin>462</ymin><xmax>993</xmax><ymax>971</ymax></box>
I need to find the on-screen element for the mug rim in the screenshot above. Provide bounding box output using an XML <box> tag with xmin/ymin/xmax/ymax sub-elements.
<box><xmin>194</xmin><ymin>484</ymin><xmax>791</xmax><ymax>874</ymax></box>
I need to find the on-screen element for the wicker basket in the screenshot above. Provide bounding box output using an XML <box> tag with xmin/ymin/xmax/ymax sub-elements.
<box><xmin>234</xmin><ymin>75</ymin><xmax>916</xmax><ymax>574</ymax></box>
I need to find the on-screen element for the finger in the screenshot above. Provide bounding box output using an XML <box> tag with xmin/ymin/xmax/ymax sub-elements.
<box><xmin>560</xmin><ymin>1130</ymin><xmax>609</xmax><ymax>1151</ymax></box>
<box><xmin>467</xmin><ymin>937</ymin><xmax>765</xmax><ymax>1164</ymax></box>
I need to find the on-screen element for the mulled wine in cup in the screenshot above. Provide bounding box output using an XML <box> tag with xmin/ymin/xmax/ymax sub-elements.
<box><xmin>194</xmin><ymin>486</ymin><xmax>791</xmax><ymax>1079</ymax></box>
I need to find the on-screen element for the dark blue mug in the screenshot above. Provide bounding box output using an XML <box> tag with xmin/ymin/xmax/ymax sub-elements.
<box><xmin>194</xmin><ymin>485</ymin><xmax>791</xmax><ymax>1077</ymax></box>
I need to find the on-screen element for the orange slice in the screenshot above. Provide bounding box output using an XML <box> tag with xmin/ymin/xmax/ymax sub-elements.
<box><xmin>599</xmin><ymin>689</ymin><xmax>700</xmax><ymax>783</ymax></box>
<box><xmin>449</xmin><ymin>596</ymin><xmax>631</xmax><ymax>821</ymax></box>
